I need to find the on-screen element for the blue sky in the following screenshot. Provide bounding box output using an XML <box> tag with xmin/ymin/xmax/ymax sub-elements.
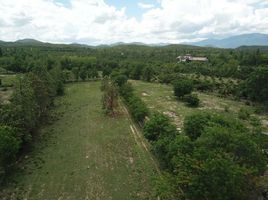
<box><xmin>0</xmin><ymin>0</ymin><xmax>268</xmax><ymax>44</ymax></box>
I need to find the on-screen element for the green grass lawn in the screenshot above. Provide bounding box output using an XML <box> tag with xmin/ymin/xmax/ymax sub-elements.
<box><xmin>0</xmin><ymin>82</ymin><xmax>156</xmax><ymax>200</ymax></box>
<box><xmin>131</xmin><ymin>80</ymin><xmax>268</xmax><ymax>132</ymax></box>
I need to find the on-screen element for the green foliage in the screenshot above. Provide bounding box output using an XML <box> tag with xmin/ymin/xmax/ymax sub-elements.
<box><xmin>11</xmin><ymin>75</ymin><xmax>39</xmax><ymax>131</ymax></box>
<box><xmin>118</xmin><ymin>82</ymin><xmax>134</xmax><ymax>101</ymax></box>
<box><xmin>142</xmin><ymin>66</ymin><xmax>154</xmax><ymax>82</ymax></box>
<box><xmin>0</xmin><ymin>126</ymin><xmax>21</xmax><ymax>163</ymax></box>
<box><xmin>176</xmin><ymin>153</ymin><xmax>250</xmax><ymax>200</ymax></box>
<box><xmin>88</xmin><ymin>67</ymin><xmax>98</xmax><ymax>79</ymax></box>
<box><xmin>150</xmin><ymin>112</ymin><xmax>267</xmax><ymax>200</ymax></box>
<box><xmin>79</xmin><ymin>66</ymin><xmax>87</xmax><ymax>81</ymax></box>
<box><xmin>102</xmin><ymin>66</ymin><xmax>112</xmax><ymax>77</ymax></box>
<box><xmin>143</xmin><ymin>113</ymin><xmax>177</xmax><ymax>141</ymax></box>
<box><xmin>72</xmin><ymin>67</ymin><xmax>79</xmax><ymax>81</ymax></box>
<box><xmin>184</xmin><ymin>112</ymin><xmax>211</xmax><ymax>140</ymax></box>
<box><xmin>173</xmin><ymin>79</ymin><xmax>194</xmax><ymax>98</ymax></box>
<box><xmin>50</xmin><ymin>66</ymin><xmax>64</xmax><ymax>95</ymax></box>
<box><xmin>130</xmin><ymin>65</ymin><xmax>143</xmax><ymax>80</ymax></box>
<box><xmin>184</xmin><ymin>112</ymin><xmax>246</xmax><ymax>140</ymax></box>
<box><xmin>154</xmin><ymin>172</ymin><xmax>178</xmax><ymax>200</ymax></box>
<box><xmin>0</xmin><ymin>125</ymin><xmax>21</xmax><ymax>178</ymax></box>
<box><xmin>111</xmin><ymin>72</ymin><xmax>128</xmax><ymax>87</ymax></box>
<box><xmin>244</xmin><ymin>67</ymin><xmax>268</xmax><ymax>102</ymax></box>
<box><xmin>119</xmin><ymin>81</ymin><xmax>148</xmax><ymax>123</ymax></box>
<box><xmin>238</xmin><ymin>107</ymin><xmax>251</xmax><ymax>120</ymax></box>
<box><xmin>101</xmin><ymin>78</ymin><xmax>118</xmax><ymax>116</ymax></box>
<box><xmin>128</xmin><ymin>96</ymin><xmax>148</xmax><ymax>123</ymax></box>
<box><xmin>183</xmin><ymin>94</ymin><xmax>200</xmax><ymax>107</ymax></box>
<box><xmin>143</xmin><ymin>113</ymin><xmax>177</xmax><ymax>167</ymax></box>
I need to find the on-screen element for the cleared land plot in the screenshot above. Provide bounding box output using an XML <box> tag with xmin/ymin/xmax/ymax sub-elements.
<box><xmin>131</xmin><ymin>80</ymin><xmax>268</xmax><ymax>132</ymax></box>
<box><xmin>0</xmin><ymin>82</ymin><xmax>156</xmax><ymax>200</ymax></box>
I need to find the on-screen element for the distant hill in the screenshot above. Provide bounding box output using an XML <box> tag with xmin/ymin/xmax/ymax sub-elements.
<box><xmin>15</xmin><ymin>38</ymin><xmax>44</xmax><ymax>44</ymax></box>
<box><xmin>236</xmin><ymin>45</ymin><xmax>268</xmax><ymax>52</ymax></box>
<box><xmin>1</xmin><ymin>33</ymin><xmax>268</xmax><ymax>49</ymax></box>
<box><xmin>190</xmin><ymin>33</ymin><xmax>268</xmax><ymax>48</ymax></box>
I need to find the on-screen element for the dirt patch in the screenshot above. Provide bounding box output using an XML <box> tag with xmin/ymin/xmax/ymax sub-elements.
<box><xmin>163</xmin><ymin>111</ymin><xmax>183</xmax><ymax>128</ymax></box>
<box><xmin>129</xmin><ymin>157</ymin><xmax>134</xmax><ymax>164</ymax></box>
<box><xmin>142</xmin><ymin>92</ymin><xmax>149</xmax><ymax>96</ymax></box>
<box><xmin>163</xmin><ymin>111</ymin><xmax>177</xmax><ymax>118</ymax></box>
<box><xmin>200</xmin><ymin>99</ymin><xmax>223</xmax><ymax>111</ymax></box>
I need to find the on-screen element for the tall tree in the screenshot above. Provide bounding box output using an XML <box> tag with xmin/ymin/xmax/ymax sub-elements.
<box><xmin>101</xmin><ymin>78</ymin><xmax>118</xmax><ymax>116</ymax></box>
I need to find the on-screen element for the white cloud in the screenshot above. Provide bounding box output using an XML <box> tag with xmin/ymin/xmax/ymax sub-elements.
<box><xmin>138</xmin><ymin>2</ymin><xmax>155</xmax><ymax>9</ymax></box>
<box><xmin>0</xmin><ymin>0</ymin><xmax>267</xmax><ymax>44</ymax></box>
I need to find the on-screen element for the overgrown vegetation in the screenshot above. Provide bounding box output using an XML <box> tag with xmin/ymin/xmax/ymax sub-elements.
<box><xmin>146</xmin><ymin>112</ymin><xmax>267</xmax><ymax>200</ymax></box>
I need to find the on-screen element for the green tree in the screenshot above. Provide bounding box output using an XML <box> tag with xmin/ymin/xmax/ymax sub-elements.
<box><xmin>143</xmin><ymin>66</ymin><xmax>154</xmax><ymax>82</ymax></box>
<box><xmin>184</xmin><ymin>113</ymin><xmax>211</xmax><ymax>140</ymax></box>
<box><xmin>173</xmin><ymin>79</ymin><xmax>194</xmax><ymax>98</ymax></box>
<box><xmin>112</xmin><ymin>74</ymin><xmax>128</xmax><ymax>87</ymax></box>
<box><xmin>143</xmin><ymin>113</ymin><xmax>176</xmax><ymax>141</ymax></box>
<box><xmin>79</xmin><ymin>66</ymin><xmax>87</xmax><ymax>81</ymax></box>
<box><xmin>72</xmin><ymin>67</ymin><xmax>79</xmax><ymax>81</ymax></box>
<box><xmin>50</xmin><ymin>66</ymin><xmax>64</xmax><ymax>95</ymax></box>
<box><xmin>0</xmin><ymin>126</ymin><xmax>21</xmax><ymax>177</ymax></box>
<box><xmin>128</xmin><ymin>96</ymin><xmax>148</xmax><ymax>123</ymax></box>
<box><xmin>11</xmin><ymin>75</ymin><xmax>38</xmax><ymax>132</ymax></box>
<box><xmin>101</xmin><ymin>79</ymin><xmax>118</xmax><ymax>116</ymax></box>
<box><xmin>244</xmin><ymin>67</ymin><xmax>268</xmax><ymax>102</ymax></box>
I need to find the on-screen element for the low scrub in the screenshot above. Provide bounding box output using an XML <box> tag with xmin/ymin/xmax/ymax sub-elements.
<box><xmin>183</xmin><ymin>94</ymin><xmax>200</xmax><ymax>107</ymax></box>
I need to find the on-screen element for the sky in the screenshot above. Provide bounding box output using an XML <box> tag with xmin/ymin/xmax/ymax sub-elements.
<box><xmin>0</xmin><ymin>0</ymin><xmax>268</xmax><ymax>45</ymax></box>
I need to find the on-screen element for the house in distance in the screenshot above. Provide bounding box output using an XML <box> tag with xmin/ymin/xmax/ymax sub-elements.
<box><xmin>177</xmin><ymin>54</ymin><xmax>208</xmax><ymax>62</ymax></box>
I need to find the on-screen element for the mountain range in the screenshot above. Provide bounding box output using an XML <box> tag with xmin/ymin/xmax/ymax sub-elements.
<box><xmin>189</xmin><ymin>33</ymin><xmax>268</xmax><ymax>48</ymax></box>
<box><xmin>0</xmin><ymin>33</ymin><xmax>268</xmax><ymax>49</ymax></box>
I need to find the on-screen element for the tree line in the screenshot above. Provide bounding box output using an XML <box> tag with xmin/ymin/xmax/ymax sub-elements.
<box><xmin>0</xmin><ymin>65</ymin><xmax>64</xmax><ymax>181</ymax></box>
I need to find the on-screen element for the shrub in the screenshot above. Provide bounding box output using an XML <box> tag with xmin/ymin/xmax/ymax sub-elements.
<box><xmin>128</xmin><ymin>96</ymin><xmax>149</xmax><ymax>123</ymax></box>
<box><xmin>144</xmin><ymin>113</ymin><xmax>177</xmax><ymax>167</ymax></box>
<box><xmin>183</xmin><ymin>94</ymin><xmax>200</xmax><ymax>107</ymax></box>
<box><xmin>244</xmin><ymin>67</ymin><xmax>268</xmax><ymax>102</ymax></box>
<box><xmin>143</xmin><ymin>113</ymin><xmax>177</xmax><ymax>141</ymax></box>
<box><xmin>184</xmin><ymin>112</ymin><xmax>211</xmax><ymax>140</ymax></box>
<box><xmin>238</xmin><ymin>107</ymin><xmax>251</xmax><ymax>120</ymax></box>
<box><xmin>119</xmin><ymin>82</ymin><xmax>134</xmax><ymax>101</ymax></box>
<box><xmin>173</xmin><ymin>79</ymin><xmax>193</xmax><ymax>98</ymax></box>
<box><xmin>184</xmin><ymin>112</ymin><xmax>246</xmax><ymax>140</ymax></box>
<box><xmin>195</xmin><ymin>80</ymin><xmax>214</xmax><ymax>92</ymax></box>
<box><xmin>112</xmin><ymin>74</ymin><xmax>128</xmax><ymax>87</ymax></box>
<box><xmin>119</xmin><ymin>82</ymin><xmax>148</xmax><ymax>123</ymax></box>
<box><xmin>0</xmin><ymin>126</ymin><xmax>21</xmax><ymax>177</ymax></box>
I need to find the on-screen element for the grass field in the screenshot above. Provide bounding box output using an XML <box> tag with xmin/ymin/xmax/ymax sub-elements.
<box><xmin>0</xmin><ymin>82</ymin><xmax>157</xmax><ymax>200</ymax></box>
<box><xmin>131</xmin><ymin>80</ymin><xmax>268</xmax><ymax>132</ymax></box>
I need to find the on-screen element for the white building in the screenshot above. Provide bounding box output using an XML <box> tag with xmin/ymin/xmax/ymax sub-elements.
<box><xmin>177</xmin><ymin>54</ymin><xmax>208</xmax><ymax>62</ymax></box>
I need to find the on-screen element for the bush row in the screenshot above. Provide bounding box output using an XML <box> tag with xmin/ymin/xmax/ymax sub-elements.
<box><xmin>119</xmin><ymin>82</ymin><xmax>149</xmax><ymax>124</ymax></box>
